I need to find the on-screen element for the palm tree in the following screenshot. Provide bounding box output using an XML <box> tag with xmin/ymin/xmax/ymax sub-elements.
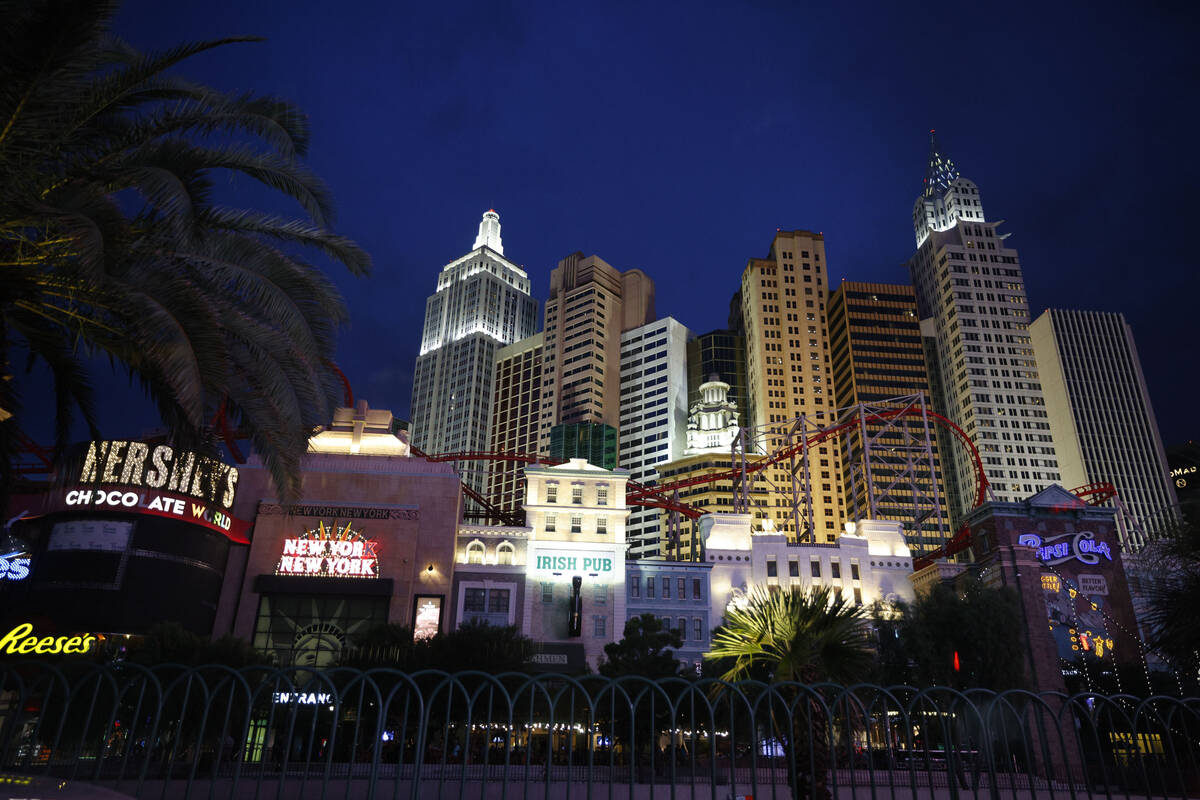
<box><xmin>0</xmin><ymin>0</ymin><xmax>370</xmax><ymax>501</ymax></box>
<box><xmin>1137</xmin><ymin>518</ymin><xmax>1200</xmax><ymax>680</ymax></box>
<box><xmin>707</xmin><ymin>586</ymin><xmax>874</xmax><ymax>800</ymax></box>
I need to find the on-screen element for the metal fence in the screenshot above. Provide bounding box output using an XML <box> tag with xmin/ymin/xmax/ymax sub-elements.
<box><xmin>1</xmin><ymin>662</ymin><xmax>1198</xmax><ymax>799</ymax></box>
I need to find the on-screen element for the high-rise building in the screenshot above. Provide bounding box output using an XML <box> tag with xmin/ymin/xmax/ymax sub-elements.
<box><xmin>538</xmin><ymin>253</ymin><xmax>655</xmax><ymax>452</ymax></box>
<box><xmin>739</xmin><ymin>229</ymin><xmax>845</xmax><ymax>543</ymax></box>
<box><xmin>410</xmin><ymin>211</ymin><xmax>539</xmax><ymax>497</ymax></box>
<box><xmin>1030</xmin><ymin>310</ymin><xmax>1178</xmax><ymax>544</ymax></box>
<box><xmin>827</xmin><ymin>282</ymin><xmax>951</xmax><ymax>555</ymax></box>
<box><xmin>906</xmin><ymin>134</ymin><xmax>1061</xmax><ymax>516</ymax></box>
<box><xmin>618</xmin><ymin>317</ymin><xmax>690</xmax><ymax>559</ymax></box>
<box><xmin>687</xmin><ymin>330</ymin><xmax>748</xmax><ymax>429</ymax></box>
<box><xmin>487</xmin><ymin>333</ymin><xmax>544</xmax><ymax>518</ymax></box>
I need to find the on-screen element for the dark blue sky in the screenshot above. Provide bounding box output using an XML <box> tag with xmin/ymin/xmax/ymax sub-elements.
<box><xmin>49</xmin><ymin>0</ymin><xmax>1199</xmax><ymax>445</ymax></box>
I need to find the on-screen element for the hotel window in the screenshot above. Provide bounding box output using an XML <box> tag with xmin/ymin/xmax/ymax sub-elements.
<box><xmin>466</xmin><ymin>542</ymin><xmax>484</xmax><ymax>565</ymax></box>
<box><xmin>464</xmin><ymin>588</ymin><xmax>486</xmax><ymax>612</ymax></box>
<box><xmin>810</xmin><ymin>560</ymin><xmax>822</xmax><ymax>578</ymax></box>
<box><xmin>594</xmin><ymin>616</ymin><xmax>606</xmax><ymax>637</ymax></box>
<box><xmin>597</xmin><ymin>487</ymin><xmax>609</xmax><ymax>505</ymax></box>
<box><xmin>766</xmin><ymin>559</ymin><xmax>777</xmax><ymax>577</ymax></box>
<box><xmin>647</xmin><ymin>577</ymin><xmax>655</xmax><ymax>598</ymax></box>
<box><xmin>570</xmin><ymin>516</ymin><xmax>582</xmax><ymax>534</ymax></box>
<box><xmin>692</xmin><ymin>579</ymin><xmax>702</xmax><ymax>600</ymax></box>
<box><xmin>678</xmin><ymin>578</ymin><xmax>686</xmax><ymax>598</ymax></box>
<box><xmin>594</xmin><ymin>584</ymin><xmax>607</xmax><ymax>604</ymax></box>
<box><xmin>662</xmin><ymin>577</ymin><xmax>671</xmax><ymax>598</ymax></box>
<box><xmin>546</xmin><ymin>485</ymin><xmax>558</xmax><ymax>503</ymax></box>
<box><xmin>545</xmin><ymin>514</ymin><xmax>556</xmax><ymax>533</ymax></box>
<box><xmin>597</xmin><ymin>517</ymin><xmax>608</xmax><ymax>535</ymax></box>
<box><xmin>572</xmin><ymin>487</ymin><xmax>583</xmax><ymax>504</ymax></box>
<box><xmin>541</xmin><ymin>583</ymin><xmax>553</xmax><ymax>604</ymax></box>
<box><xmin>631</xmin><ymin>578</ymin><xmax>640</xmax><ymax>599</ymax></box>
<box><xmin>678</xmin><ymin>618</ymin><xmax>687</xmax><ymax>640</ymax></box>
<box><xmin>496</xmin><ymin>541</ymin><xmax>514</xmax><ymax>565</ymax></box>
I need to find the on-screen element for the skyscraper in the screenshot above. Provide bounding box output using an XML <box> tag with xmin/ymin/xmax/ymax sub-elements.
<box><xmin>739</xmin><ymin>229</ymin><xmax>845</xmax><ymax>543</ymax></box>
<box><xmin>1030</xmin><ymin>309</ymin><xmax>1178</xmax><ymax>544</ymax></box>
<box><xmin>487</xmin><ymin>332</ymin><xmax>544</xmax><ymax>518</ymax></box>
<box><xmin>410</xmin><ymin>211</ymin><xmax>539</xmax><ymax>497</ymax></box>
<box><xmin>827</xmin><ymin>282</ymin><xmax>951</xmax><ymax>555</ymax></box>
<box><xmin>618</xmin><ymin>317</ymin><xmax>690</xmax><ymax>559</ymax></box>
<box><xmin>538</xmin><ymin>252</ymin><xmax>655</xmax><ymax>452</ymax></box>
<box><xmin>906</xmin><ymin>135</ymin><xmax>1061</xmax><ymax>516</ymax></box>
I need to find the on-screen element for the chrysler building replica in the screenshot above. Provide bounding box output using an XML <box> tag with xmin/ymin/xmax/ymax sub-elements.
<box><xmin>686</xmin><ymin>375</ymin><xmax>740</xmax><ymax>454</ymax></box>
<box><xmin>410</xmin><ymin>211</ymin><xmax>539</xmax><ymax>498</ymax></box>
<box><xmin>906</xmin><ymin>134</ymin><xmax>1061</xmax><ymax>516</ymax></box>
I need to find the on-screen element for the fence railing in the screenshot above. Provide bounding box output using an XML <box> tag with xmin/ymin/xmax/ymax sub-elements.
<box><xmin>1</xmin><ymin>662</ymin><xmax>1198</xmax><ymax>799</ymax></box>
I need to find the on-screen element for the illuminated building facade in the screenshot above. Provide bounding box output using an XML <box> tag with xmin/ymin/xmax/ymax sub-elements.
<box><xmin>538</xmin><ymin>252</ymin><xmax>655</xmax><ymax>452</ymax></box>
<box><xmin>624</xmin><ymin>560</ymin><xmax>712</xmax><ymax>673</ymax></box>
<box><xmin>410</xmin><ymin>211</ymin><xmax>538</xmax><ymax>497</ymax></box>
<box><xmin>487</xmin><ymin>332</ymin><xmax>544</xmax><ymax>518</ymax></box>
<box><xmin>687</xmin><ymin>330</ymin><xmax>748</xmax><ymax>436</ymax></box>
<box><xmin>618</xmin><ymin>317</ymin><xmax>690</xmax><ymax>559</ymax></box>
<box><xmin>827</xmin><ymin>282</ymin><xmax>951</xmax><ymax>556</ymax></box>
<box><xmin>3</xmin><ymin>439</ymin><xmax>249</xmax><ymax>636</ymax></box>
<box><xmin>1030</xmin><ymin>310</ymin><xmax>1177</xmax><ymax>544</ymax></box>
<box><xmin>220</xmin><ymin>402</ymin><xmax>462</xmax><ymax>666</ymax></box>
<box><xmin>907</xmin><ymin>135</ymin><xmax>1062</xmax><ymax>517</ymax></box>
<box><xmin>739</xmin><ymin>229</ymin><xmax>846</xmax><ymax>543</ymax></box>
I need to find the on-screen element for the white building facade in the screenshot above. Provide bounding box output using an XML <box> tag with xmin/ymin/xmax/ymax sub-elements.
<box><xmin>410</xmin><ymin>211</ymin><xmax>539</xmax><ymax>496</ymax></box>
<box><xmin>906</xmin><ymin>135</ymin><xmax>1062</xmax><ymax>516</ymax></box>
<box><xmin>618</xmin><ymin>317</ymin><xmax>691</xmax><ymax>559</ymax></box>
<box><xmin>1030</xmin><ymin>309</ymin><xmax>1178</xmax><ymax>546</ymax></box>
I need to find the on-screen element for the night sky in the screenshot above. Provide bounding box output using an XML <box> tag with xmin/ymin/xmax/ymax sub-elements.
<box><xmin>30</xmin><ymin>0</ymin><xmax>1200</xmax><ymax>447</ymax></box>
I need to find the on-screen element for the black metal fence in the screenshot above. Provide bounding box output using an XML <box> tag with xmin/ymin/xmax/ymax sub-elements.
<box><xmin>1</xmin><ymin>662</ymin><xmax>1198</xmax><ymax>799</ymax></box>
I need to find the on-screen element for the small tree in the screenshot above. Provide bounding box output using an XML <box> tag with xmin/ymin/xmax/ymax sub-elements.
<box><xmin>598</xmin><ymin>614</ymin><xmax>683</xmax><ymax>678</ymax></box>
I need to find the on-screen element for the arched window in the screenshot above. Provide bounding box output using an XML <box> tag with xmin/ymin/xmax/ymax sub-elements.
<box><xmin>466</xmin><ymin>540</ymin><xmax>485</xmax><ymax>565</ymax></box>
<box><xmin>496</xmin><ymin>541</ymin><xmax>514</xmax><ymax>565</ymax></box>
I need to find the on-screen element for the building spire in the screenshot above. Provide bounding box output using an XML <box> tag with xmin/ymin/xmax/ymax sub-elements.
<box><xmin>473</xmin><ymin>209</ymin><xmax>503</xmax><ymax>255</ymax></box>
<box><xmin>923</xmin><ymin>129</ymin><xmax>960</xmax><ymax>198</ymax></box>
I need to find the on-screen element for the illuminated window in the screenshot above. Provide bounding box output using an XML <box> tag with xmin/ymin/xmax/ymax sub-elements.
<box><xmin>488</xmin><ymin>589</ymin><xmax>510</xmax><ymax>614</ymax></box>
<box><xmin>496</xmin><ymin>541</ymin><xmax>514</xmax><ymax>565</ymax></box>
<box><xmin>572</xmin><ymin>487</ymin><xmax>583</xmax><ymax>504</ymax></box>
<box><xmin>545</xmin><ymin>514</ymin><xmax>556</xmax><ymax>533</ymax></box>
<box><xmin>597</xmin><ymin>517</ymin><xmax>608</xmax><ymax>535</ymax></box>
<box><xmin>570</xmin><ymin>516</ymin><xmax>582</xmax><ymax>534</ymax></box>
<box><xmin>466</xmin><ymin>541</ymin><xmax>485</xmax><ymax>565</ymax></box>
<box><xmin>597</xmin><ymin>487</ymin><xmax>608</xmax><ymax>505</ymax></box>
<box><xmin>546</xmin><ymin>485</ymin><xmax>558</xmax><ymax>504</ymax></box>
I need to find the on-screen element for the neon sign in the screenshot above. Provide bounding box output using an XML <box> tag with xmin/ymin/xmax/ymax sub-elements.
<box><xmin>62</xmin><ymin>488</ymin><xmax>250</xmax><ymax>543</ymax></box>
<box><xmin>78</xmin><ymin>440</ymin><xmax>238</xmax><ymax>510</ymax></box>
<box><xmin>0</xmin><ymin>551</ymin><xmax>30</xmax><ymax>581</ymax></box>
<box><xmin>0</xmin><ymin>623</ymin><xmax>97</xmax><ymax>655</ymax></box>
<box><xmin>276</xmin><ymin>521</ymin><xmax>379</xmax><ymax>578</ymax></box>
<box><xmin>1018</xmin><ymin>532</ymin><xmax>1112</xmax><ymax>565</ymax></box>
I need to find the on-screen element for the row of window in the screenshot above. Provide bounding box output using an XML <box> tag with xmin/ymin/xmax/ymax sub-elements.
<box><xmin>629</xmin><ymin>576</ymin><xmax>705</xmax><ymax>600</ymax></box>
<box><xmin>545</xmin><ymin>485</ymin><xmax>608</xmax><ymax>505</ymax></box>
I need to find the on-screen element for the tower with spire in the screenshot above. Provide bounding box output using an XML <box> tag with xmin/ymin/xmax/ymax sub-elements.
<box><xmin>906</xmin><ymin>134</ymin><xmax>1062</xmax><ymax>518</ymax></box>
<box><xmin>409</xmin><ymin>211</ymin><xmax>539</xmax><ymax>499</ymax></box>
